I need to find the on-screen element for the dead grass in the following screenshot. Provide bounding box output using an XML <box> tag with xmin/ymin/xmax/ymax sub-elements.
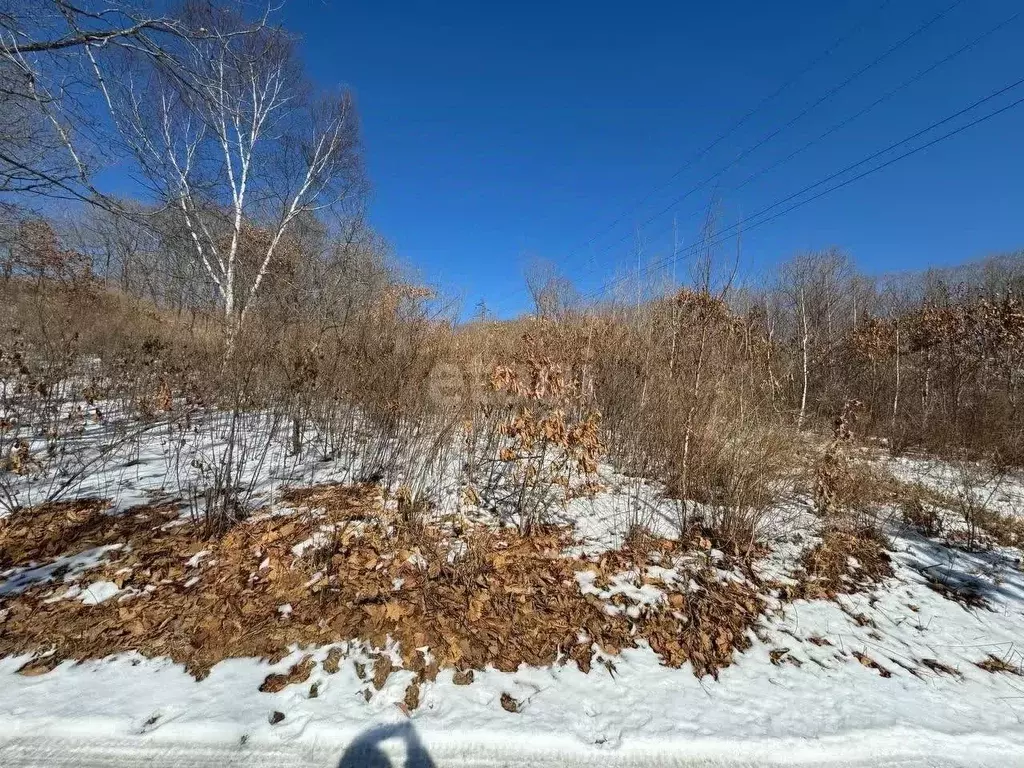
<box><xmin>813</xmin><ymin>451</ymin><xmax>900</xmax><ymax>531</ymax></box>
<box><xmin>921</xmin><ymin>574</ymin><xmax>990</xmax><ymax>611</ymax></box>
<box><xmin>787</xmin><ymin>527</ymin><xmax>893</xmax><ymax>600</ymax></box>
<box><xmin>973</xmin><ymin>508</ymin><xmax>1024</xmax><ymax>549</ymax></box>
<box><xmin>919</xmin><ymin>657</ymin><xmax>960</xmax><ymax>677</ymax></box>
<box><xmin>899</xmin><ymin>491</ymin><xmax>944</xmax><ymax>537</ymax></box>
<box><xmin>975</xmin><ymin>654</ymin><xmax>1022</xmax><ymax>675</ymax></box>
<box><xmin>888</xmin><ymin>470</ymin><xmax>1023</xmax><ymax>551</ymax></box>
<box><xmin>0</xmin><ymin>485</ymin><xmax>765</xmax><ymax>682</ymax></box>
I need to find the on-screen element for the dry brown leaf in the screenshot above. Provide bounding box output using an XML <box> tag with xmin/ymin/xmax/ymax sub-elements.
<box><xmin>373</xmin><ymin>656</ymin><xmax>393</xmax><ymax>690</ymax></box>
<box><xmin>403</xmin><ymin>682</ymin><xmax>420</xmax><ymax>710</ymax></box>
<box><xmin>500</xmin><ymin>692</ymin><xmax>520</xmax><ymax>713</ymax></box>
<box><xmin>323</xmin><ymin>647</ymin><xmax>344</xmax><ymax>674</ymax></box>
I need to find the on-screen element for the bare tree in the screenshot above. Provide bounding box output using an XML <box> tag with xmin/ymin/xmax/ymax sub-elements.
<box><xmin>0</xmin><ymin>0</ymin><xmax>221</xmax><ymax>204</ymax></box>
<box><xmin>0</xmin><ymin>203</ymin><xmax>26</xmax><ymax>278</ymax></box>
<box><xmin>105</xmin><ymin>3</ymin><xmax>365</xmax><ymax>350</ymax></box>
<box><xmin>778</xmin><ymin>248</ymin><xmax>855</xmax><ymax>428</ymax></box>
<box><xmin>524</xmin><ymin>256</ymin><xmax>577</xmax><ymax>320</ymax></box>
<box><xmin>64</xmin><ymin>199</ymin><xmax>161</xmax><ymax>291</ymax></box>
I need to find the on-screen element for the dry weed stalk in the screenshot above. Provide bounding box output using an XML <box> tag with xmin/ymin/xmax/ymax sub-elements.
<box><xmin>487</xmin><ymin>347</ymin><xmax>603</xmax><ymax>533</ymax></box>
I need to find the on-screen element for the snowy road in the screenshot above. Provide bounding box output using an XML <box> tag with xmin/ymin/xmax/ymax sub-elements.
<box><xmin>2</xmin><ymin>730</ymin><xmax>1024</xmax><ymax>768</ymax></box>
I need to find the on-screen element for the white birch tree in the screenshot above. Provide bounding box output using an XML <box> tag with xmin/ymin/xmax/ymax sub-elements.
<box><xmin>105</xmin><ymin>3</ymin><xmax>364</xmax><ymax>351</ymax></box>
<box><xmin>0</xmin><ymin>0</ymin><xmax>221</xmax><ymax>204</ymax></box>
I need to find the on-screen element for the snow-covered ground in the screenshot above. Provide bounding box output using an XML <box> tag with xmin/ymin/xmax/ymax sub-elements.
<box><xmin>3</xmin><ymin>416</ymin><xmax>1024</xmax><ymax>767</ymax></box>
<box><xmin>4</xmin><ymin>553</ymin><xmax>1024</xmax><ymax>768</ymax></box>
<box><xmin>885</xmin><ymin>453</ymin><xmax>1024</xmax><ymax>520</ymax></box>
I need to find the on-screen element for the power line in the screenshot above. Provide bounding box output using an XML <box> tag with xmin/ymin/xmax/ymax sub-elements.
<box><xmin>732</xmin><ymin>8</ymin><xmax>1022</xmax><ymax>196</ymax></box>
<box><xmin>578</xmin><ymin>0</ymin><xmax>969</xmax><ymax>270</ymax></box>
<box><xmin>581</xmin><ymin>76</ymin><xmax>1024</xmax><ymax>301</ymax></box>
<box><xmin>620</xmin><ymin>6</ymin><xmax>1022</xmax><ymax>265</ymax></box>
<box><xmin>587</xmin><ymin>83</ymin><xmax>1024</xmax><ymax>300</ymax></box>
<box><xmin>567</xmin><ymin>0</ymin><xmax>896</xmax><ymax>256</ymax></box>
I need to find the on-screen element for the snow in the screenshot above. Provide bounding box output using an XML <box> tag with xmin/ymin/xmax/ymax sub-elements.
<box><xmin>886</xmin><ymin>454</ymin><xmax>1024</xmax><ymax>521</ymax></box>
<box><xmin>406</xmin><ymin>551</ymin><xmax>428</xmax><ymax>570</ymax></box>
<box><xmin>0</xmin><ymin>545</ymin><xmax>122</xmax><ymax>597</ymax></box>
<box><xmin>186</xmin><ymin>550</ymin><xmax>212</xmax><ymax>568</ymax></box>
<box><xmin>2</xmin><ymin>594</ymin><xmax>1024</xmax><ymax>765</ymax></box>
<box><xmin>290</xmin><ymin>527</ymin><xmax>341</xmax><ymax>559</ymax></box>
<box><xmin>0</xmin><ymin>402</ymin><xmax>393</xmax><ymax>518</ymax></box>
<box><xmin>575</xmin><ymin>568</ymin><xmax>668</xmax><ymax>618</ymax></box>
<box><xmin>561</xmin><ymin>471</ymin><xmax>683</xmax><ymax>552</ymax></box>
<box><xmin>79</xmin><ymin>580</ymin><xmax>121</xmax><ymax>605</ymax></box>
<box><xmin>3</xmin><ymin>513</ymin><xmax>1024</xmax><ymax>766</ymax></box>
<box><xmin>3</xmin><ymin>411</ymin><xmax>1024</xmax><ymax>765</ymax></box>
<box><xmin>0</xmin><ymin>732</ymin><xmax>1022</xmax><ymax>768</ymax></box>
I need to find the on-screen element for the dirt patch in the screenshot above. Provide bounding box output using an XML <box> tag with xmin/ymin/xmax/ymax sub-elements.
<box><xmin>1</xmin><ymin>484</ymin><xmax>765</xmax><ymax>682</ymax></box>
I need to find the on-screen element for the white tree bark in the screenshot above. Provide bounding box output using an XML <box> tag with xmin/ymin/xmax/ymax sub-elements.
<box><xmin>892</xmin><ymin>324</ymin><xmax>901</xmax><ymax>432</ymax></box>
<box><xmin>798</xmin><ymin>287</ymin><xmax>809</xmax><ymax>429</ymax></box>
<box><xmin>102</xmin><ymin>9</ymin><xmax>361</xmax><ymax>354</ymax></box>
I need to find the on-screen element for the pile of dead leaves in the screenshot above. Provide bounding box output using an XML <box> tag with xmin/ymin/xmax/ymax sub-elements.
<box><xmin>0</xmin><ymin>483</ymin><xmax>765</xmax><ymax>685</ymax></box>
<box><xmin>0</xmin><ymin>498</ymin><xmax>136</xmax><ymax>567</ymax></box>
<box><xmin>785</xmin><ymin>527</ymin><xmax>893</xmax><ymax>600</ymax></box>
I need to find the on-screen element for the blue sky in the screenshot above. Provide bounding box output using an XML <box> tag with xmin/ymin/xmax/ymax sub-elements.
<box><xmin>282</xmin><ymin>1</ymin><xmax>1022</xmax><ymax>316</ymax></box>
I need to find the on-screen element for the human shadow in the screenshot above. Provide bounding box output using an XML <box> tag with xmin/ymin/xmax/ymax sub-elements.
<box><xmin>337</xmin><ymin>721</ymin><xmax>437</xmax><ymax>768</ymax></box>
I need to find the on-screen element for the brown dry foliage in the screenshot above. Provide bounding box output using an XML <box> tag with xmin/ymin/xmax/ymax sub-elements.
<box><xmin>852</xmin><ymin>650</ymin><xmax>891</xmax><ymax>678</ymax></box>
<box><xmin>322</xmin><ymin>646</ymin><xmax>344</xmax><ymax>674</ymax></box>
<box><xmin>0</xmin><ymin>498</ymin><xmax>121</xmax><ymax>567</ymax></box>
<box><xmin>0</xmin><ymin>485</ymin><xmax>764</xmax><ymax>682</ymax></box>
<box><xmin>975</xmin><ymin>654</ymin><xmax>1021</xmax><ymax>675</ymax></box>
<box><xmin>812</xmin><ymin>402</ymin><xmax>899</xmax><ymax>529</ymax></box>
<box><xmin>486</xmin><ymin>349</ymin><xmax>605</xmax><ymax>532</ymax></box>
<box><xmin>787</xmin><ymin>528</ymin><xmax>893</xmax><ymax>600</ymax></box>
<box><xmin>259</xmin><ymin>655</ymin><xmax>314</xmax><ymax>693</ymax></box>
<box><xmin>403</xmin><ymin>681</ymin><xmax>421</xmax><ymax>710</ymax></box>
